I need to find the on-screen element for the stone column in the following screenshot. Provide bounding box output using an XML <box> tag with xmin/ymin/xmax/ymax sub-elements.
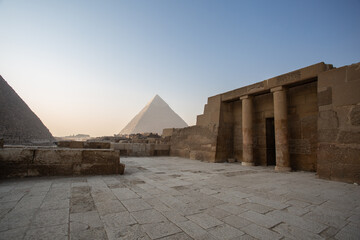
<box><xmin>241</xmin><ymin>95</ymin><xmax>254</xmax><ymax>166</ymax></box>
<box><xmin>271</xmin><ymin>86</ymin><xmax>291</xmax><ymax>171</ymax></box>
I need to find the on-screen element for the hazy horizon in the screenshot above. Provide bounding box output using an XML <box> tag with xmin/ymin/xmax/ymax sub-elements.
<box><xmin>1</xmin><ymin>0</ymin><xmax>359</xmax><ymax>137</ymax></box>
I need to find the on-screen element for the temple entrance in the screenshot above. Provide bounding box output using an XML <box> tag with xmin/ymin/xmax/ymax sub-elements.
<box><xmin>266</xmin><ymin>118</ymin><xmax>276</xmax><ymax>166</ymax></box>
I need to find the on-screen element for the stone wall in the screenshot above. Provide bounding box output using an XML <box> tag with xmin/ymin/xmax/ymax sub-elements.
<box><xmin>170</xmin><ymin>95</ymin><xmax>222</xmax><ymax>162</ymax></box>
<box><xmin>57</xmin><ymin>141</ymin><xmax>111</xmax><ymax>149</ymax></box>
<box><xmin>0</xmin><ymin>147</ymin><xmax>124</xmax><ymax>178</ymax></box>
<box><xmin>287</xmin><ymin>82</ymin><xmax>318</xmax><ymax>171</ymax></box>
<box><xmin>169</xmin><ymin>126</ymin><xmax>218</xmax><ymax>161</ymax></box>
<box><xmin>317</xmin><ymin>63</ymin><xmax>360</xmax><ymax>183</ymax></box>
<box><xmin>111</xmin><ymin>143</ymin><xmax>170</xmax><ymax>157</ymax></box>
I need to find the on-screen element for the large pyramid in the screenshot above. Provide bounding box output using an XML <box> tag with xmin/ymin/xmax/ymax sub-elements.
<box><xmin>0</xmin><ymin>75</ymin><xmax>54</xmax><ymax>145</ymax></box>
<box><xmin>120</xmin><ymin>95</ymin><xmax>188</xmax><ymax>135</ymax></box>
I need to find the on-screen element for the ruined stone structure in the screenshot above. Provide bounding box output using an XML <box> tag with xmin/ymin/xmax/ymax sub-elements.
<box><xmin>0</xmin><ymin>75</ymin><xmax>54</xmax><ymax>145</ymax></box>
<box><xmin>0</xmin><ymin>147</ymin><xmax>124</xmax><ymax>178</ymax></box>
<box><xmin>168</xmin><ymin>62</ymin><xmax>360</xmax><ymax>183</ymax></box>
<box><xmin>111</xmin><ymin>142</ymin><xmax>170</xmax><ymax>156</ymax></box>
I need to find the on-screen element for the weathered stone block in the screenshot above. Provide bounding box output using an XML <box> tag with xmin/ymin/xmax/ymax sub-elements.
<box><xmin>0</xmin><ymin>147</ymin><xmax>124</xmax><ymax>178</ymax></box>
<box><xmin>318</xmin><ymin>87</ymin><xmax>332</xmax><ymax>106</ymax></box>
<box><xmin>318</xmin><ymin>129</ymin><xmax>338</xmax><ymax>143</ymax></box>
<box><xmin>82</xmin><ymin>150</ymin><xmax>119</xmax><ymax>164</ymax></box>
<box><xmin>154</xmin><ymin>144</ymin><xmax>170</xmax><ymax>151</ymax></box>
<box><xmin>337</xmin><ymin>131</ymin><xmax>360</xmax><ymax>144</ymax></box>
<box><xmin>80</xmin><ymin>164</ymin><xmax>116</xmax><ymax>175</ymax></box>
<box><xmin>57</xmin><ymin>141</ymin><xmax>84</xmax><ymax>148</ymax></box>
<box><xmin>84</xmin><ymin>142</ymin><xmax>110</xmax><ymax>149</ymax></box>
<box><xmin>318</xmin><ymin>110</ymin><xmax>338</xmax><ymax>129</ymax></box>
<box><xmin>119</xmin><ymin>163</ymin><xmax>125</xmax><ymax>175</ymax></box>
<box><xmin>350</xmin><ymin>105</ymin><xmax>360</xmax><ymax>126</ymax></box>
<box><xmin>0</xmin><ymin>148</ymin><xmax>34</xmax><ymax>164</ymax></box>
<box><xmin>34</xmin><ymin>149</ymin><xmax>82</xmax><ymax>164</ymax></box>
<box><xmin>346</xmin><ymin>63</ymin><xmax>360</xmax><ymax>82</ymax></box>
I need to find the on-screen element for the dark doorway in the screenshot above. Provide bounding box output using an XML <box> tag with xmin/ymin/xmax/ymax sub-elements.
<box><xmin>266</xmin><ymin>118</ymin><xmax>276</xmax><ymax>166</ymax></box>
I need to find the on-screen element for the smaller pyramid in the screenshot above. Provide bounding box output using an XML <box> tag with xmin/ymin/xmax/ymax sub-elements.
<box><xmin>0</xmin><ymin>75</ymin><xmax>54</xmax><ymax>145</ymax></box>
<box><xmin>120</xmin><ymin>95</ymin><xmax>188</xmax><ymax>135</ymax></box>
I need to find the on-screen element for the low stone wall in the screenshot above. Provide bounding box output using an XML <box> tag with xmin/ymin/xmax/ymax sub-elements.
<box><xmin>0</xmin><ymin>147</ymin><xmax>124</xmax><ymax>178</ymax></box>
<box><xmin>110</xmin><ymin>143</ymin><xmax>170</xmax><ymax>156</ymax></box>
<box><xmin>56</xmin><ymin>141</ymin><xmax>111</xmax><ymax>149</ymax></box>
<box><xmin>169</xmin><ymin>126</ymin><xmax>218</xmax><ymax>162</ymax></box>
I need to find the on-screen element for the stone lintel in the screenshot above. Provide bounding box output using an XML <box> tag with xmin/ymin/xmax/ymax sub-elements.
<box><xmin>240</xmin><ymin>95</ymin><xmax>253</xmax><ymax>100</ymax></box>
<box><xmin>220</xmin><ymin>62</ymin><xmax>329</xmax><ymax>102</ymax></box>
<box><xmin>271</xmin><ymin>86</ymin><xmax>286</xmax><ymax>93</ymax></box>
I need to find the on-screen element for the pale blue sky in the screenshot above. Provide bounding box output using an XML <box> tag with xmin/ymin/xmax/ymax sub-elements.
<box><xmin>0</xmin><ymin>0</ymin><xmax>359</xmax><ymax>136</ymax></box>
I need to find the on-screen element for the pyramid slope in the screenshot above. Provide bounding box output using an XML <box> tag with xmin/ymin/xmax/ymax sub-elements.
<box><xmin>120</xmin><ymin>95</ymin><xmax>188</xmax><ymax>135</ymax></box>
<box><xmin>0</xmin><ymin>75</ymin><xmax>54</xmax><ymax>145</ymax></box>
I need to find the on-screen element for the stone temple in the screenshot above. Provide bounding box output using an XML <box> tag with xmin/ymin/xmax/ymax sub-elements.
<box><xmin>167</xmin><ymin>62</ymin><xmax>360</xmax><ymax>184</ymax></box>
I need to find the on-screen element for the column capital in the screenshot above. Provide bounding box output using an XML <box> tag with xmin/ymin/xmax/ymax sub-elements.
<box><xmin>240</xmin><ymin>95</ymin><xmax>253</xmax><ymax>100</ymax></box>
<box><xmin>271</xmin><ymin>86</ymin><xmax>287</xmax><ymax>93</ymax></box>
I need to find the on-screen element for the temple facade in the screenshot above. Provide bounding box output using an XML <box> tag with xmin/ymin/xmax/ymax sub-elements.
<box><xmin>168</xmin><ymin>62</ymin><xmax>360</xmax><ymax>183</ymax></box>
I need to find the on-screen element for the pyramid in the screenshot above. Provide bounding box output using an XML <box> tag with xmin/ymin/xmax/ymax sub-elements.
<box><xmin>0</xmin><ymin>75</ymin><xmax>54</xmax><ymax>145</ymax></box>
<box><xmin>120</xmin><ymin>95</ymin><xmax>188</xmax><ymax>135</ymax></box>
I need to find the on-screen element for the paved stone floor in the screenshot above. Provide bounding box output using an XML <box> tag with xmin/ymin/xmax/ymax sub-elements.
<box><xmin>0</xmin><ymin>157</ymin><xmax>359</xmax><ymax>240</ymax></box>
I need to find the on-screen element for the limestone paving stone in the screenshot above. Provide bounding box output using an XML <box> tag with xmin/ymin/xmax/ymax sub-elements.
<box><xmin>40</xmin><ymin>199</ymin><xmax>70</xmax><ymax>211</ymax></box>
<box><xmin>24</xmin><ymin>224</ymin><xmax>68</xmax><ymax>240</ymax></box>
<box><xmin>160</xmin><ymin>210</ymin><xmax>188</xmax><ymax>223</ymax></box>
<box><xmin>268</xmin><ymin>209</ymin><xmax>327</xmax><ymax>234</ymax></box>
<box><xmin>0</xmin><ymin>208</ymin><xmax>37</xmax><ymax>231</ymax></box>
<box><xmin>121</xmin><ymin>198</ymin><xmax>152</xmax><ymax>212</ymax></box>
<box><xmin>222</xmin><ymin>215</ymin><xmax>252</xmax><ymax>229</ymax></box>
<box><xmin>186</xmin><ymin>213</ymin><xmax>223</xmax><ymax>229</ymax></box>
<box><xmin>208</xmin><ymin>224</ymin><xmax>244</xmax><ymax>239</ymax></box>
<box><xmin>31</xmin><ymin>208</ymin><xmax>69</xmax><ymax>228</ymax></box>
<box><xmin>240</xmin><ymin>202</ymin><xmax>274</xmax><ymax>214</ymax></box>
<box><xmin>70</xmin><ymin>211</ymin><xmax>103</xmax><ymax>230</ymax></box>
<box><xmin>14</xmin><ymin>196</ymin><xmax>45</xmax><ymax>210</ymax></box>
<box><xmin>144</xmin><ymin>197</ymin><xmax>172</xmax><ymax>212</ymax></box>
<box><xmin>157</xmin><ymin>232</ymin><xmax>192</xmax><ymax>240</ymax></box>
<box><xmin>70</xmin><ymin>227</ymin><xmax>108</xmax><ymax>240</ymax></box>
<box><xmin>112</xmin><ymin>187</ymin><xmax>139</xmax><ymax>200</ymax></box>
<box><xmin>216</xmin><ymin>203</ymin><xmax>247</xmax><ymax>215</ymax></box>
<box><xmin>272</xmin><ymin>223</ymin><xmax>323</xmax><ymax>240</ymax></box>
<box><xmin>104</xmin><ymin>224</ymin><xmax>150</xmax><ymax>240</ymax></box>
<box><xmin>239</xmin><ymin>210</ymin><xmax>281</xmax><ymax>229</ymax></box>
<box><xmin>204</xmin><ymin>207</ymin><xmax>232</xmax><ymax>219</ymax></box>
<box><xmin>241</xmin><ymin>223</ymin><xmax>282</xmax><ymax>240</ymax></box>
<box><xmin>176</xmin><ymin>220</ymin><xmax>209</xmax><ymax>239</ymax></box>
<box><xmin>0</xmin><ymin>226</ymin><xmax>27</xmax><ymax>240</ymax></box>
<box><xmin>335</xmin><ymin>223</ymin><xmax>360</xmax><ymax>240</ymax></box>
<box><xmin>141</xmin><ymin>221</ymin><xmax>182</xmax><ymax>239</ymax></box>
<box><xmin>95</xmin><ymin>200</ymin><xmax>126</xmax><ymax>216</ymax></box>
<box><xmin>101</xmin><ymin>211</ymin><xmax>137</xmax><ymax>229</ymax></box>
<box><xmin>131</xmin><ymin>209</ymin><xmax>167</xmax><ymax>224</ymax></box>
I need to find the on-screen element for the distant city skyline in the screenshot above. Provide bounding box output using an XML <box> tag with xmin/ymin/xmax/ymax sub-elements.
<box><xmin>1</xmin><ymin>0</ymin><xmax>359</xmax><ymax>137</ymax></box>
